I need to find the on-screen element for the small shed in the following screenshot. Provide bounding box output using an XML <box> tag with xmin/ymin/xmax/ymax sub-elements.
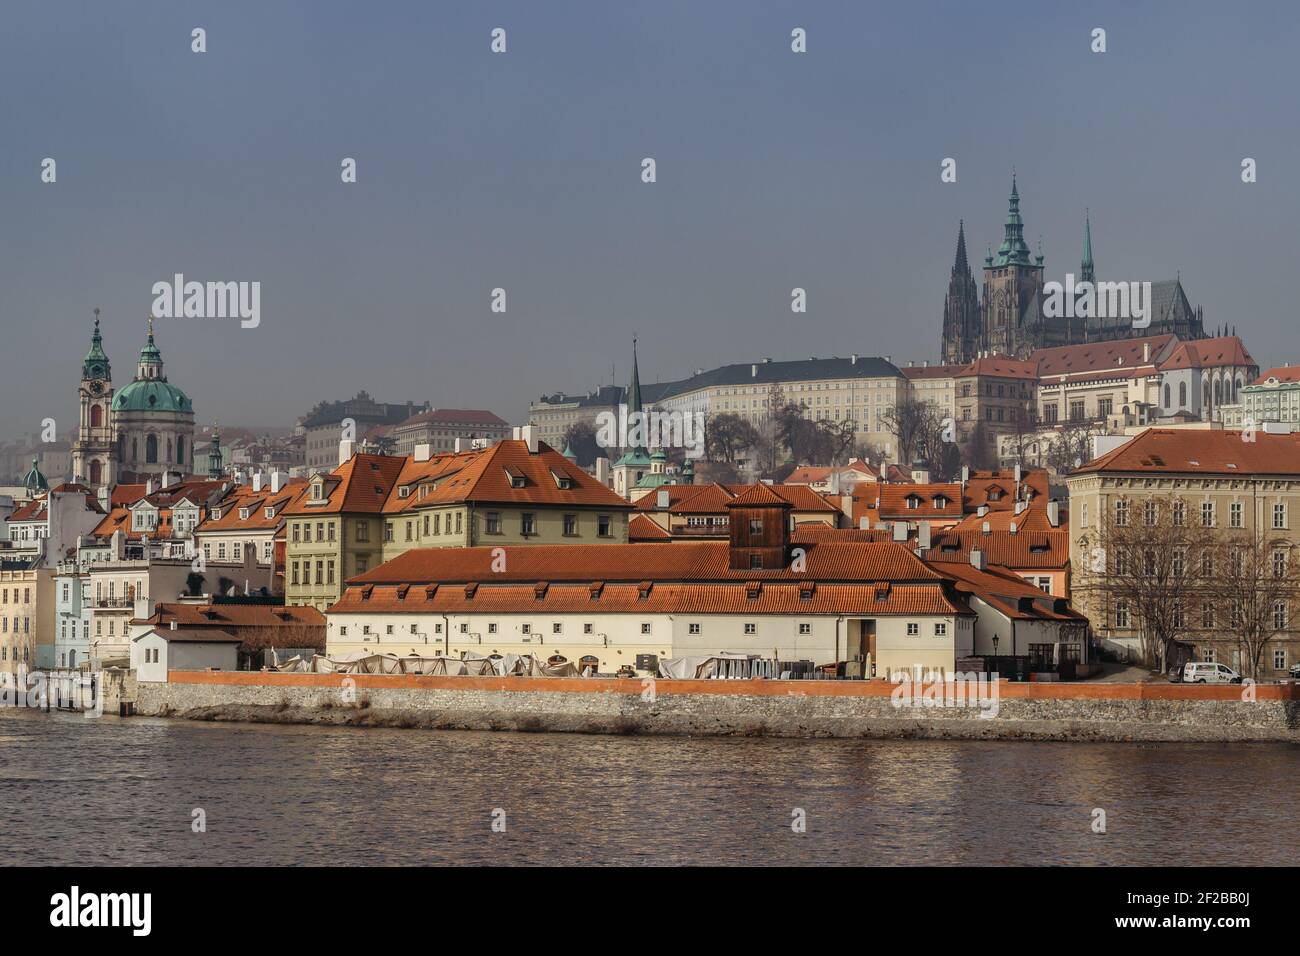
<box><xmin>131</xmin><ymin>626</ymin><xmax>242</xmax><ymax>682</ymax></box>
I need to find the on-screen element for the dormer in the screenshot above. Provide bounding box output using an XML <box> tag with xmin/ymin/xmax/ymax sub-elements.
<box><xmin>932</xmin><ymin>494</ymin><xmax>950</xmax><ymax>509</ymax></box>
<box><xmin>504</xmin><ymin>466</ymin><xmax>527</xmax><ymax>489</ymax></box>
<box><xmin>550</xmin><ymin>469</ymin><xmax>574</xmax><ymax>490</ymax></box>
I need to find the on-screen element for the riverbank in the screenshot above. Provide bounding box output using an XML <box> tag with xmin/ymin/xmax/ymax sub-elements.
<box><xmin>130</xmin><ymin>671</ymin><xmax>1300</xmax><ymax>742</ymax></box>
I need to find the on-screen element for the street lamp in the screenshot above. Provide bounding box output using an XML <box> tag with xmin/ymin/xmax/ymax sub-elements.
<box><xmin>991</xmin><ymin>634</ymin><xmax>999</xmax><ymax>677</ymax></box>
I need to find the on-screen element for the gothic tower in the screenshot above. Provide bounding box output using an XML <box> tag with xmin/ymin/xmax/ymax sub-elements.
<box><xmin>941</xmin><ymin>220</ymin><xmax>981</xmax><ymax>364</ymax></box>
<box><xmin>981</xmin><ymin>175</ymin><xmax>1044</xmax><ymax>357</ymax></box>
<box><xmin>71</xmin><ymin>308</ymin><xmax>116</xmax><ymax>489</ymax></box>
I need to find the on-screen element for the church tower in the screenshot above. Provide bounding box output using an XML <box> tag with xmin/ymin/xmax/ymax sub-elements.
<box><xmin>71</xmin><ymin>309</ymin><xmax>116</xmax><ymax>489</ymax></box>
<box><xmin>941</xmin><ymin>220</ymin><xmax>981</xmax><ymax>364</ymax></box>
<box><xmin>981</xmin><ymin>175</ymin><xmax>1044</xmax><ymax>357</ymax></box>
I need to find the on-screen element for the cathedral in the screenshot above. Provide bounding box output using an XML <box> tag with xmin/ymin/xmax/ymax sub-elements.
<box><xmin>71</xmin><ymin>312</ymin><xmax>197</xmax><ymax>489</ymax></box>
<box><xmin>941</xmin><ymin>177</ymin><xmax>1206</xmax><ymax>363</ymax></box>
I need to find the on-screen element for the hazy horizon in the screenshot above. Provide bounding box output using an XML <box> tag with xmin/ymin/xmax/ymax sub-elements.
<box><xmin>4</xmin><ymin>1</ymin><xmax>1298</xmax><ymax>440</ymax></box>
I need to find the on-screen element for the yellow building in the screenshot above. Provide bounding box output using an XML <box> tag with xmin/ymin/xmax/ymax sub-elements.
<box><xmin>1</xmin><ymin>569</ymin><xmax>55</xmax><ymax>674</ymax></box>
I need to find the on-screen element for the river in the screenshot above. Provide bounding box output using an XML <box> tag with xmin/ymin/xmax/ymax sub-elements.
<box><xmin>2</xmin><ymin>709</ymin><xmax>1295</xmax><ymax>865</ymax></box>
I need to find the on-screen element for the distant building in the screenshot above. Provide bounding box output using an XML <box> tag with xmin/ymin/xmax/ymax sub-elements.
<box><xmin>388</xmin><ymin>408</ymin><xmax>511</xmax><ymax>457</ymax></box>
<box><xmin>299</xmin><ymin>392</ymin><xmax>427</xmax><ymax>474</ymax></box>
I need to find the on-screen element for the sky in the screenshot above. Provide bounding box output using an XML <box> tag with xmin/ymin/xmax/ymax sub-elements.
<box><xmin>3</xmin><ymin>0</ymin><xmax>1298</xmax><ymax>440</ymax></box>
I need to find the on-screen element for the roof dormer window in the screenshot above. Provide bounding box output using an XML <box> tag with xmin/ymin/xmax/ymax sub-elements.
<box><xmin>264</xmin><ymin>506</ymin><xmax>275</xmax><ymax>519</ymax></box>
<box><xmin>504</xmin><ymin>467</ymin><xmax>527</xmax><ymax>489</ymax></box>
<box><xmin>239</xmin><ymin>508</ymin><xmax>250</xmax><ymax>520</ymax></box>
<box><xmin>398</xmin><ymin>486</ymin><xmax>411</xmax><ymax>498</ymax></box>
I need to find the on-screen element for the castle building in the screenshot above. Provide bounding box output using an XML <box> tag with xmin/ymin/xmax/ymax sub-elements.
<box><xmin>71</xmin><ymin>314</ymin><xmax>196</xmax><ymax>490</ymax></box>
<box><xmin>941</xmin><ymin>177</ymin><xmax>1206</xmax><ymax>362</ymax></box>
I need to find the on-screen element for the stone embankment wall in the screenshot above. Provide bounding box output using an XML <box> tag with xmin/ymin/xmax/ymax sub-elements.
<box><xmin>131</xmin><ymin>672</ymin><xmax>1300</xmax><ymax>742</ymax></box>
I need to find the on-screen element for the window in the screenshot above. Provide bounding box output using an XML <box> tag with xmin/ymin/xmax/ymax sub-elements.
<box><xmin>934</xmin><ymin>623</ymin><xmax>947</xmax><ymax>636</ymax></box>
<box><xmin>292</xmin><ymin>524</ymin><xmax>300</xmax><ymax>542</ymax></box>
<box><xmin>1114</xmin><ymin>499</ymin><xmax>1129</xmax><ymax>526</ymax></box>
<box><xmin>488</xmin><ymin>623</ymin><xmax>498</xmax><ymax>634</ymax></box>
<box><xmin>798</xmin><ymin>623</ymin><xmax>811</xmax><ymax>635</ymax></box>
<box><xmin>1274</xmin><ymin>503</ymin><xmax>1287</xmax><ymax>529</ymax></box>
<box><xmin>906</xmin><ymin>623</ymin><xmax>919</xmax><ymax>636</ymax></box>
<box><xmin>1230</xmin><ymin>502</ymin><xmax>1243</xmax><ymax>528</ymax></box>
<box><xmin>743</xmin><ymin>623</ymin><xmax>756</xmax><ymax>635</ymax></box>
<box><xmin>1144</xmin><ymin>500</ymin><xmax>1157</xmax><ymax>526</ymax></box>
<box><xmin>688</xmin><ymin>623</ymin><xmax>700</xmax><ymax>635</ymax></box>
<box><xmin>327</xmin><ymin>561</ymin><xmax>335</xmax><ymax>585</ymax></box>
<box><xmin>1081</xmin><ymin>502</ymin><xmax>1088</xmax><ymax>527</ymax></box>
<box><xmin>356</xmin><ymin>522</ymin><xmax>369</xmax><ymax>542</ymax></box>
<box><xmin>1201</xmin><ymin>502</ymin><xmax>1215</xmax><ymax>527</ymax></box>
<box><xmin>1115</xmin><ymin>600</ymin><xmax>1130</xmax><ymax>628</ymax></box>
<box><xmin>521</xmin><ymin>513</ymin><xmax>536</xmax><ymax>536</ymax></box>
<box><xmin>1202</xmin><ymin>602</ymin><xmax>1214</xmax><ymax>629</ymax></box>
<box><xmin>384</xmin><ymin>522</ymin><xmax>394</xmax><ymax>542</ymax></box>
<box><xmin>1275</xmin><ymin>647</ymin><xmax>1288</xmax><ymax>670</ymax></box>
<box><xmin>386</xmin><ymin>624</ymin><xmax>394</xmax><ymax>635</ymax></box>
<box><xmin>563</xmin><ymin>514</ymin><xmax>577</xmax><ymax>536</ymax></box>
<box><xmin>552</xmin><ymin>622</ymin><xmax>563</xmax><ymax>634</ymax></box>
<box><xmin>460</xmin><ymin>622</ymin><xmax>470</xmax><ymax>634</ymax></box>
<box><xmin>597</xmin><ymin>515</ymin><xmax>612</xmax><ymax>537</ymax></box>
<box><xmin>583</xmin><ymin>623</ymin><xmax>593</xmax><ymax>634</ymax></box>
<box><xmin>749</xmin><ymin>518</ymin><xmax>763</xmax><ymax>537</ymax></box>
<box><xmin>485</xmin><ymin>512</ymin><xmax>501</xmax><ymax>535</ymax></box>
<box><xmin>1172</xmin><ymin>500</ymin><xmax>1185</xmax><ymax>526</ymax></box>
<box><xmin>455</xmin><ymin>513</ymin><xmax>463</xmax><ymax>534</ymax></box>
<box><xmin>641</xmin><ymin>622</ymin><xmax>652</xmax><ymax>635</ymax></box>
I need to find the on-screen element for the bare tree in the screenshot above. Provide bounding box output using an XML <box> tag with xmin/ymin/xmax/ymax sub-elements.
<box><xmin>1046</xmin><ymin>420</ymin><xmax>1102</xmax><ymax>476</ymax></box>
<box><xmin>704</xmin><ymin>412</ymin><xmax>759</xmax><ymax>464</ymax></box>
<box><xmin>1083</xmin><ymin>495</ymin><xmax>1216</xmax><ymax>671</ymax></box>
<box><xmin>881</xmin><ymin>397</ymin><xmax>930</xmax><ymax>465</ymax></box>
<box><xmin>1209</xmin><ymin>527</ymin><xmax>1300</xmax><ymax>680</ymax></box>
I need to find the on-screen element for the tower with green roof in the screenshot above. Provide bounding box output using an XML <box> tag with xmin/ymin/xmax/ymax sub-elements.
<box><xmin>72</xmin><ymin>308</ymin><xmax>117</xmax><ymax>489</ymax></box>
<box><xmin>109</xmin><ymin>316</ymin><xmax>197</xmax><ymax>480</ymax></box>
<box><xmin>611</xmin><ymin>338</ymin><xmax>653</xmax><ymax>499</ymax></box>
<box><xmin>979</xmin><ymin>173</ymin><xmax>1044</xmax><ymax>358</ymax></box>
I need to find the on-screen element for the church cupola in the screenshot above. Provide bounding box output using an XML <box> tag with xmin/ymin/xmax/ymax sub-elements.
<box><xmin>82</xmin><ymin>308</ymin><xmax>111</xmax><ymax>382</ymax></box>
<box><xmin>208</xmin><ymin>425</ymin><xmax>224</xmax><ymax>479</ymax></box>
<box><xmin>137</xmin><ymin>315</ymin><xmax>165</xmax><ymax>380</ymax></box>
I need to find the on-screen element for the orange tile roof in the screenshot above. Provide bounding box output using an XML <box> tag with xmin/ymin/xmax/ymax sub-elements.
<box><xmin>1157</xmin><ymin>336</ymin><xmax>1255</xmax><ymax>372</ymax></box>
<box><xmin>926</xmin><ymin>529</ymin><xmax>1069</xmax><ymax>569</ymax></box>
<box><xmin>639</xmin><ymin>482</ymin><xmax>838</xmax><ymax>515</ymax></box>
<box><xmin>629</xmin><ymin>514</ymin><xmax>673</xmax><ymax>541</ymax></box>
<box><xmin>1033</xmin><ymin>334</ymin><xmax>1175</xmax><ymax>377</ymax></box>
<box><xmin>931</xmin><ymin>562</ymin><xmax>1084</xmax><ymax>621</ymax></box>
<box><xmin>331</xmin><ymin>580</ymin><xmax>969</xmax><ymax>618</ymax></box>
<box><xmin>877</xmin><ymin>483</ymin><xmax>963</xmax><ymax>518</ymax></box>
<box><xmin>959</xmin><ymin>355</ymin><xmax>1038</xmax><ymax>379</ymax></box>
<box><xmin>350</xmin><ymin>540</ymin><xmax>945</xmax><ymax>586</ymax></box>
<box><xmin>1252</xmin><ymin>366</ymin><xmax>1300</xmax><ymax>385</ymax></box>
<box><xmin>197</xmin><ymin>480</ymin><xmax>311</xmax><ymax>533</ymax></box>
<box><xmin>283</xmin><ymin>452</ymin><xmax>408</xmax><ymax>516</ymax></box>
<box><xmin>134</xmin><ymin>603</ymin><xmax>325</xmax><ymax>629</ymax></box>
<box><xmin>1074</xmin><ymin>428</ymin><xmax>1300</xmax><ymax>476</ymax></box>
<box><xmin>413</xmin><ymin>440</ymin><xmax>628</xmax><ymax>509</ymax></box>
<box><xmin>726</xmin><ymin>482</ymin><xmax>794</xmax><ymax>509</ymax></box>
<box><xmin>947</xmin><ymin>506</ymin><xmax>1061</xmax><ymax>534</ymax></box>
<box><xmin>962</xmin><ymin>468</ymin><xmax>1049</xmax><ymax>511</ymax></box>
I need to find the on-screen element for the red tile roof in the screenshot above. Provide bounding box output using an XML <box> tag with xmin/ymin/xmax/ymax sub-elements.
<box><xmin>350</xmin><ymin>540</ymin><xmax>945</xmax><ymax>586</ymax></box>
<box><xmin>1074</xmin><ymin>428</ymin><xmax>1300</xmax><ymax>476</ymax></box>
<box><xmin>932</xmin><ymin>562</ymin><xmax>1084</xmax><ymax>621</ymax></box>
<box><xmin>1252</xmin><ymin>366</ymin><xmax>1300</xmax><ymax>385</ymax></box>
<box><xmin>628</xmin><ymin>514</ymin><xmax>673</xmax><ymax>542</ymax></box>
<box><xmin>959</xmin><ymin>355</ymin><xmax>1038</xmax><ymax>379</ymax></box>
<box><xmin>1033</xmin><ymin>334</ymin><xmax>1175</xmax><ymax>378</ymax></box>
<box><xmin>926</xmin><ymin>529</ymin><xmax>1069</xmax><ymax>569</ymax></box>
<box><xmin>197</xmin><ymin>480</ymin><xmax>310</xmax><ymax>532</ymax></box>
<box><xmin>396</xmin><ymin>408</ymin><xmax>509</xmax><ymax>428</ymax></box>
<box><xmin>1157</xmin><ymin>336</ymin><xmax>1255</xmax><ymax>372</ymax></box>
<box><xmin>877</xmin><ymin>483</ymin><xmax>963</xmax><ymax>519</ymax></box>
<box><xmin>637</xmin><ymin>483</ymin><xmax>838</xmax><ymax>515</ymax></box>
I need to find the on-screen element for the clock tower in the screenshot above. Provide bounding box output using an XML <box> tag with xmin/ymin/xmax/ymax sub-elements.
<box><xmin>71</xmin><ymin>308</ymin><xmax>116</xmax><ymax>489</ymax></box>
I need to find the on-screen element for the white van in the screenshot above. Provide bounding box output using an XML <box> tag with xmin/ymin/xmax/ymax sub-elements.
<box><xmin>1182</xmin><ymin>661</ymin><xmax>1242</xmax><ymax>684</ymax></box>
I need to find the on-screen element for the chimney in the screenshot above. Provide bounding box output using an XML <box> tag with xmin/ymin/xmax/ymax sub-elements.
<box><xmin>145</xmin><ymin>478</ymin><xmax>154</xmax><ymax>496</ymax></box>
<box><xmin>751</xmin><ymin>364</ymin><xmax>758</xmax><ymax>377</ymax></box>
<box><xmin>970</xmin><ymin>549</ymin><xmax>986</xmax><ymax>571</ymax></box>
<box><xmin>961</xmin><ymin>465</ymin><xmax>970</xmax><ymax>485</ymax></box>
<box><xmin>977</xmin><ymin>505</ymin><xmax>988</xmax><ymax>517</ymax></box>
<box><xmin>520</xmin><ymin>424</ymin><xmax>539</xmax><ymax>453</ymax></box>
<box><xmin>234</xmin><ymin>468</ymin><xmax>245</xmax><ymax>486</ymax></box>
<box><xmin>454</xmin><ymin>437</ymin><xmax>463</xmax><ymax>453</ymax></box>
<box><xmin>1014</xmin><ymin>463</ymin><xmax>1021</xmax><ymax>486</ymax></box>
<box><xmin>414</xmin><ymin>443</ymin><xmax>431</xmax><ymax>462</ymax></box>
<box><xmin>982</xmin><ymin>521</ymin><xmax>991</xmax><ymax>534</ymax></box>
<box><xmin>338</xmin><ymin>439</ymin><xmax>355</xmax><ymax>465</ymax></box>
<box><xmin>1009</xmin><ymin>521</ymin><xmax>1018</xmax><ymax>535</ymax></box>
<box><xmin>170</xmin><ymin>620</ymin><xmax>177</xmax><ymax>631</ymax></box>
<box><xmin>97</xmin><ymin>486</ymin><xmax>109</xmax><ymax>509</ymax></box>
<box><xmin>859</xmin><ymin>517</ymin><xmax>870</xmax><ymax>530</ymax></box>
<box><xmin>512</xmin><ymin>426</ymin><xmax>521</xmax><ymax>440</ymax></box>
<box><xmin>1047</xmin><ymin>499</ymin><xmax>1060</xmax><ymax>527</ymax></box>
<box><xmin>1014</xmin><ymin>500</ymin><xmax>1025</xmax><ymax>515</ymax></box>
<box><xmin>892</xmin><ymin>521</ymin><xmax>908</xmax><ymax>542</ymax></box>
<box><xmin>1143</xmin><ymin>342</ymin><xmax>1151</xmax><ymax>363</ymax></box>
<box><xmin>852</xmin><ymin>354</ymin><xmax>859</xmax><ymax>365</ymax></box>
<box><xmin>656</xmin><ymin>489</ymin><xmax>670</xmax><ymax>509</ymax></box>
<box><xmin>162</xmin><ymin>471</ymin><xmax>172</xmax><ymax>490</ymax></box>
<box><xmin>884</xmin><ymin>355</ymin><xmax>892</xmax><ymax>365</ymax></box>
<box><xmin>270</xmin><ymin>471</ymin><xmax>286</xmax><ymax>494</ymax></box>
<box><xmin>595</xmin><ymin>457</ymin><xmax>610</xmax><ymax>486</ymax></box>
<box><xmin>917</xmin><ymin>522</ymin><xmax>931</xmax><ymax>549</ymax></box>
<box><xmin>252</xmin><ymin>471</ymin><xmax>264</xmax><ymax>492</ymax></box>
<box><xmin>841</xmin><ymin>495</ymin><xmax>853</xmax><ymax>520</ymax></box>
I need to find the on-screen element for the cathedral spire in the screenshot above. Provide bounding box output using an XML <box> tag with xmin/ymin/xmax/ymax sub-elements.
<box><xmin>82</xmin><ymin>307</ymin><xmax>111</xmax><ymax>380</ymax></box>
<box><xmin>994</xmin><ymin>173</ymin><xmax>1033</xmax><ymax>267</ymax></box>
<box><xmin>953</xmin><ymin>219</ymin><xmax>969</xmax><ymax>273</ymax></box>
<box><xmin>1081</xmin><ymin>210</ymin><xmax>1095</xmax><ymax>283</ymax></box>
<box><xmin>627</xmin><ymin>336</ymin><xmax>643</xmax><ymax>419</ymax></box>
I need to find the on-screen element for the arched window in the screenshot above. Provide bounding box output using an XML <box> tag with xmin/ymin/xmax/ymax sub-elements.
<box><xmin>166</xmin><ymin>438</ymin><xmax>173</xmax><ymax>462</ymax></box>
<box><xmin>1164</xmin><ymin>384</ymin><xmax>1171</xmax><ymax>407</ymax></box>
<box><xmin>176</xmin><ymin>436</ymin><xmax>185</xmax><ymax>465</ymax></box>
<box><xmin>1179</xmin><ymin>382</ymin><xmax>1187</xmax><ymax>407</ymax></box>
<box><xmin>146</xmin><ymin>434</ymin><xmax>158</xmax><ymax>464</ymax></box>
<box><xmin>1214</xmin><ymin>380</ymin><xmax>1222</xmax><ymax>406</ymax></box>
<box><xmin>1203</xmin><ymin>382</ymin><xmax>1210</xmax><ymax>408</ymax></box>
<box><xmin>90</xmin><ymin>405</ymin><xmax>103</xmax><ymax>428</ymax></box>
<box><xmin>89</xmin><ymin>460</ymin><xmax>102</xmax><ymax>485</ymax></box>
<box><xmin>132</xmin><ymin>437</ymin><xmax>138</xmax><ymax>461</ymax></box>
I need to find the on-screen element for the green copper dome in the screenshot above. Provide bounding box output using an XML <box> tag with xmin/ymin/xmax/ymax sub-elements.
<box><xmin>112</xmin><ymin>379</ymin><xmax>193</xmax><ymax>413</ymax></box>
<box><xmin>22</xmin><ymin>457</ymin><xmax>48</xmax><ymax>495</ymax></box>
<box><xmin>83</xmin><ymin>312</ymin><xmax>110</xmax><ymax>381</ymax></box>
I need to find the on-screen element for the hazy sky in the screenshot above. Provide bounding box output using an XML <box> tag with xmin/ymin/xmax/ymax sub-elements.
<box><xmin>3</xmin><ymin>1</ymin><xmax>1298</xmax><ymax>439</ymax></box>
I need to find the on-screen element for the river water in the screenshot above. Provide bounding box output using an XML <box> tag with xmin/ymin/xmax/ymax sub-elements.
<box><xmin>2</xmin><ymin>710</ymin><xmax>1295</xmax><ymax>865</ymax></box>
